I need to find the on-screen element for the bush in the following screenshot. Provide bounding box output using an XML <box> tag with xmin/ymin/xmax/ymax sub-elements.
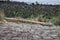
<box><xmin>37</xmin><ymin>15</ymin><xmax>48</xmax><ymax>22</ymax></box>
<box><xmin>51</xmin><ymin>16</ymin><xmax>60</xmax><ymax>25</ymax></box>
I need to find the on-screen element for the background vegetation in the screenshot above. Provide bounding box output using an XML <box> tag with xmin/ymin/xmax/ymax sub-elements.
<box><xmin>0</xmin><ymin>1</ymin><xmax>60</xmax><ymax>25</ymax></box>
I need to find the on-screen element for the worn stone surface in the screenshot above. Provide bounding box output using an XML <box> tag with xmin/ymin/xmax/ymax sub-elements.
<box><xmin>0</xmin><ymin>22</ymin><xmax>60</xmax><ymax>40</ymax></box>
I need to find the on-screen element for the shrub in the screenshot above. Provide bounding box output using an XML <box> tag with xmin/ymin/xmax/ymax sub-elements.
<box><xmin>51</xmin><ymin>16</ymin><xmax>60</xmax><ymax>25</ymax></box>
<box><xmin>37</xmin><ymin>15</ymin><xmax>48</xmax><ymax>22</ymax></box>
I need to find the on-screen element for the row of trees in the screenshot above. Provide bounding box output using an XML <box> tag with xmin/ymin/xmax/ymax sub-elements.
<box><xmin>0</xmin><ymin>0</ymin><xmax>10</xmax><ymax>1</ymax></box>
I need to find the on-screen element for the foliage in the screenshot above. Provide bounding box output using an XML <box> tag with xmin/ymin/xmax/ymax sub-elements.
<box><xmin>0</xmin><ymin>1</ymin><xmax>60</xmax><ymax>25</ymax></box>
<box><xmin>51</xmin><ymin>16</ymin><xmax>60</xmax><ymax>25</ymax></box>
<box><xmin>36</xmin><ymin>15</ymin><xmax>49</xmax><ymax>22</ymax></box>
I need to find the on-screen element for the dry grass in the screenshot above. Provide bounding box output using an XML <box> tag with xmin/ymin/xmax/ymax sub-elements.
<box><xmin>0</xmin><ymin>9</ymin><xmax>6</xmax><ymax>24</ymax></box>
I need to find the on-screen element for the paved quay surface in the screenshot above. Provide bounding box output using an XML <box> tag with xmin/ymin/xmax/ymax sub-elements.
<box><xmin>0</xmin><ymin>22</ymin><xmax>60</xmax><ymax>40</ymax></box>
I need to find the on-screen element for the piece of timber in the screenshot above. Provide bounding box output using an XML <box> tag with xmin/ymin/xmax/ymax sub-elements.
<box><xmin>5</xmin><ymin>18</ymin><xmax>52</xmax><ymax>26</ymax></box>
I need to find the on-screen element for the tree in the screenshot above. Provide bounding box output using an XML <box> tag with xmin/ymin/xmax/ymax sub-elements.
<box><xmin>8</xmin><ymin>0</ymin><xmax>9</xmax><ymax>1</ymax></box>
<box><xmin>31</xmin><ymin>3</ymin><xmax>35</xmax><ymax>5</ymax></box>
<box><xmin>36</xmin><ymin>1</ymin><xmax>39</xmax><ymax>5</ymax></box>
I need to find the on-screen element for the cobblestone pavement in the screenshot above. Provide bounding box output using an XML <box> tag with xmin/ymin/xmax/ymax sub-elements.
<box><xmin>0</xmin><ymin>22</ymin><xmax>60</xmax><ymax>40</ymax></box>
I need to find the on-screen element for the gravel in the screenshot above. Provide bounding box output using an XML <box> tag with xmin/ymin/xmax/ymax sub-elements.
<box><xmin>0</xmin><ymin>22</ymin><xmax>60</xmax><ymax>40</ymax></box>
